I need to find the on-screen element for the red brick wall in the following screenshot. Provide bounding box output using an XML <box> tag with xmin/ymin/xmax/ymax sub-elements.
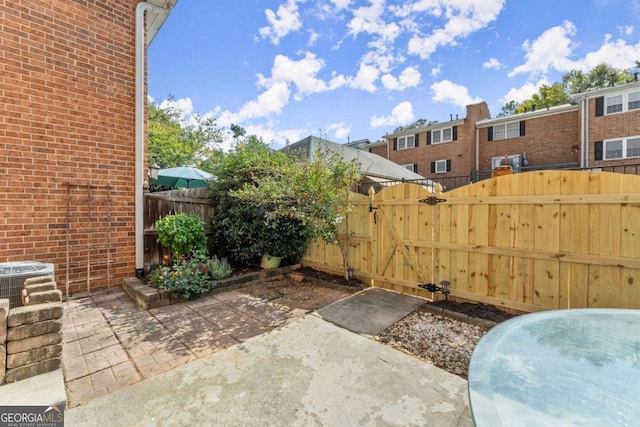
<box><xmin>0</xmin><ymin>0</ymin><xmax>140</xmax><ymax>295</ymax></box>
<box><xmin>478</xmin><ymin>110</ymin><xmax>580</xmax><ymax>171</ymax></box>
<box><xmin>369</xmin><ymin>144</ymin><xmax>388</xmax><ymax>158</ymax></box>
<box><xmin>587</xmin><ymin>95</ymin><xmax>640</xmax><ymax>167</ymax></box>
<box><xmin>378</xmin><ymin>102</ymin><xmax>491</xmax><ymax>180</ymax></box>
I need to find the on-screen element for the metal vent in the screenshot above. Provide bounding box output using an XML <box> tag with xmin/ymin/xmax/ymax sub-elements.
<box><xmin>0</xmin><ymin>261</ymin><xmax>55</xmax><ymax>308</ymax></box>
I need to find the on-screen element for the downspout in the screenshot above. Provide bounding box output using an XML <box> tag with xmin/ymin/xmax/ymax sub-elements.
<box><xmin>585</xmin><ymin>99</ymin><xmax>590</xmax><ymax>168</ymax></box>
<box><xmin>135</xmin><ymin>2</ymin><xmax>170</xmax><ymax>277</ymax></box>
<box><xmin>580</xmin><ymin>98</ymin><xmax>585</xmax><ymax>168</ymax></box>
<box><xmin>475</xmin><ymin>127</ymin><xmax>479</xmax><ymax>176</ymax></box>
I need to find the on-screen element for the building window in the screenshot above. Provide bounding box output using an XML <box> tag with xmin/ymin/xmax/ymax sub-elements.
<box><xmin>605</xmin><ymin>140</ymin><xmax>623</xmax><ymax>159</ymax></box>
<box><xmin>434</xmin><ymin>160</ymin><xmax>447</xmax><ymax>173</ymax></box>
<box><xmin>599</xmin><ymin>90</ymin><xmax>640</xmax><ymax>116</ymax></box>
<box><xmin>491</xmin><ymin>154</ymin><xmax>521</xmax><ymax>171</ymax></box>
<box><xmin>397</xmin><ymin>135</ymin><xmax>415</xmax><ymax>150</ymax></box>
<box><xmin>402</xmin><ymin>163</ymin><xmax>416</xmax><ymax>172</ymax></box>
<box><xmin>628</xmin><ymin>91</ymin><xmax>640</xmax><ymax>111</ymax></box>
<box><xmin>627</xmin><ymin>137</ymin><xmax>640</xmax><ymax>158</ymax></box>
<box><xmin>489</xmin><ymin>121</ymin><xmax>524</xmax><ymax>141</ymax></box>
<box><xmin>606</xmin><ymin>94</ymin><xmax>623</xmax><ymax>114</ymax></box>
<box><xmin>600</xmin><ymin>136</ymin><xmax>640</xmax><ymax>160</ymax></box>
<box><xmin>432</xmin><ymin>127</ymin><xmax>452</xmax><ymax>144</ymax></box>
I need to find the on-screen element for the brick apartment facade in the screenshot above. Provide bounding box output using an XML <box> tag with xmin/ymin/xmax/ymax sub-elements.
<box><xmin>371</xmin><ymin>80</ymin><xmax>640</xmax><ymax>188</ymax></box>
<box><xmin>0</xmin><ymin>1</ymin><xmax>175</xmax><ymax>296</ymax></box>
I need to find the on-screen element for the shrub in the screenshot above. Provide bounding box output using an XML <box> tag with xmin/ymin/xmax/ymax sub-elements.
<box><xmin>208</xmin><ymin>139</ymin><xmax>310</xmax><ymax>266</ymax></box>
<box><xmin>156</xmin><ymin>213</ymin><xmax>208</xmax><ymax>258</ymax></box>
<box><xmin>148</xmin><ymin>249</ymin><xmax>232</xmax><ymax>299</ymax></box>
<box><xmin>214</xmin><ymin>202</ymin><xmax>308</xmax><ymax>266</ymax></box>
<box><xmin>207</xmin><ymin>255</ymin><xmax>232</xmax><ymax>280</ymax></box>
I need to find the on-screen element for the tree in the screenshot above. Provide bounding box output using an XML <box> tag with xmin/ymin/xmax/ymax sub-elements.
<box><xmin>562</xmin><ymin>63</ymin><xmax>630</xmax><ymax>94</ymax></box>
<box><xmin>208</xmin><ymin>136</ymin><xmax>310</xmax><ymax>266</ymax></box>
<box><xmin>517</xmin><ymin>82</ymin><xmax>569</xmax><ymax>113</ymax></box>
<box><xmin>497</xmin><ymin>100</ymin><xmax>519</xmax><ymax>117</ymax></box>
<box><xmin>231</xmin><ymin>148</ymin><xmax>362</xmax><ymax>279</ymax></box>
<box><xmin>147</xmin><ymin>97</ymin><xmax>224</xmax><ymax>170</ymax></box>
<box><xmin>499</xmin><ymin>63</ymin><xmax>635</xmax><ymax>116</ymax></box>
<box><xmin>393</xmin><ymin>118</ymin><xmax>429</xmax><ymax>134</ymax></box>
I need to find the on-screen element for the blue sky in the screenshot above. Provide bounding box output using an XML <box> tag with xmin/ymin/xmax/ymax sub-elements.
<box><xmin>148</xmin><ymin>0</ymin><xmax>640</xmax><ymax>149</ymax></box>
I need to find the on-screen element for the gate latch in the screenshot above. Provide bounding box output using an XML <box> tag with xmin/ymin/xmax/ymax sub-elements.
<box><xmin>418</xmin><ymin>196</ymin><xmax>447</xmax><ymax>205</ymax></box>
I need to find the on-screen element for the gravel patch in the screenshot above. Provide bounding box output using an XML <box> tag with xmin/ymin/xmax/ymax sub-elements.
<box><xmin>376</xmin><ymin>310</ymin><xmax>486</xmax><ymax>379</ymax></box>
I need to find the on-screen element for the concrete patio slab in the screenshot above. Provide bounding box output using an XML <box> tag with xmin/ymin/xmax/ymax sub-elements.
<box><xmin>66</xmin><ymin>315</ymin><xmax>472</xmax><ymax>427</ymax></box>
<box><xmin>317</xmin><ymin>288</ymin><xmax>427</xmax><ymax>335</ymax></box>
<box><xmin>0</xmin><ymin>369</ymin><xmax>66</xmax><ymax>407</ymax></box>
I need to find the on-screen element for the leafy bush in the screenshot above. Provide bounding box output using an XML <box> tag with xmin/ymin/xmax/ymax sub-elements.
<box><xmin>156</xmin><ymin>213</ymin><xmax>208</xmax><ymax>258</ymax></box>
<box><xmin>209</xmin><ymin>138</ymin><xmax>310</xmax><ymax>266</ymax></box>
<box><xmin>148</xmin><ymin>249</ymin><xmax>232</xmax><ymax>299</ymax></box>
<box><xmin>207</xmin><ymin>255</ymin><xmax>232</xmax><ymax>280</ymax></box>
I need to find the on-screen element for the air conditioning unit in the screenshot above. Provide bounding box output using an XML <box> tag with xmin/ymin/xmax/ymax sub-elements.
<box><xmin>0</xmin><ymin>261</ymin><xmax>55</xmax><ymax>308</ymax></box>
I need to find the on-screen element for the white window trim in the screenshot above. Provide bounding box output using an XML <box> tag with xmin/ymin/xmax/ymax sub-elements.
<box><xmin>491</xmin><ymin>154</ymin><xmax>521</xmax><ymax>171</ymax></box>
<box><xmin>603</xmin><ymin>135</ymin><xmax>640</xmax><ymax>160</ymax></box>
<box><xmin>434</xmin><ymin>159</ymin><xmax>447</xmax><ymax>174</ymax></box>
<box><xmin>605</xmin><ymin>90</ymin><xmax>640</xmax><ymax>115</ymax></box>
<box><xmin>402</xmin><ymin>163</ymin><xmax>415</xmax><ymax>171</ymax></box>
<box><xmin>432</xmin><ymin>127</ymin><xmax>453</xmax><ymax>144</ymax></box>
<box><xmin>397</xmin><ymin>135</ymin><xmax>415</xmax><ymax>150</ymax></box>
<box><xmin>492</xmin><ymin>121</ymin><xmax>520</xmax><ymax>141</ymax></box>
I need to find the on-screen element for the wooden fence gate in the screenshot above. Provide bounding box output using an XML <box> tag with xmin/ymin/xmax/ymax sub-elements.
<box><xmin>302</xmin><ymin>170</ymin><xmax>640</xmax><ymax>312</ymax></box>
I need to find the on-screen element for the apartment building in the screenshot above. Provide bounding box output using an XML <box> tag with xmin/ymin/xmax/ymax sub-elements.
<box><xmin>370</xmin><ymin>80</ymin><xmax>640</xmax><ymax>188</ymax></box>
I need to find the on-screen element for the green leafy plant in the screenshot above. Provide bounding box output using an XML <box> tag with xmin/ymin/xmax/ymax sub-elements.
<box><xmin>209</xmin><ymin>137</ymin><xmax>310</xmax><ymax>266</ymax></box>
<box><xmin>207</xmin><ymin>255</ymin><xmax>232</xmax><ymax>280</ymax></box>
<box><xmin>148</xmin><ymin>249</ymin><xmax>232</xmax><ymax>299</ymax></box>
<box><xmin>232</xmin><ymin>147</ymin><xmax>362</xmax><ymax>278</ymax></box>
<box><xmin>155</xmin><ymin>213</ymin><xmax>208</xmax><ymax>258</ymax></box>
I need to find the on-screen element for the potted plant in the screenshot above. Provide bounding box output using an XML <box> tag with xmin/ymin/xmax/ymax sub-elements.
<box><xmin>257</xmin><ymin>213</ymin><xmax>309</xmax><ymax>269</ymax></box>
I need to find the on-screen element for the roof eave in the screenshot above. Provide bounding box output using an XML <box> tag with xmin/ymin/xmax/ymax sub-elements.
<box><xmin>145</xmin><ymin>0</ymin><xmax>179</xmax><ymax>45</ymax></box>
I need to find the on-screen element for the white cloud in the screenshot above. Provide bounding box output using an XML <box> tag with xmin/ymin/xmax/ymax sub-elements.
<box><xmin>508</xmin><ymin>21</ymin><xmax>578</xmax><ymax>77</ymax></box>
<box><xmin>499</xmin><ymin>79</ymin><xmax>550</xmax><ymax>104</ymax></box>
<box><xmin>255</xmin><ymin>52</ymin><xmax>347</xmax><ymax>102</ymax></box>
<box><xmin>259</xmin><ymin>0</ymin><xmax>302</xmax><ymax>45</ymax></box>
<box><xmin>240</xmin><ymin>124</ymin><xmax>308</xmax><ymax>150</ymax></box>
<box><xmin>574</xmin><ymin>35</ymin><xmax>640</xmax><ymax>71</ymax></box>
<box><xmin>407</xmin><ymin>0</ymin><xmax>506</xmax><ymax>59</ymax></box>
<box><xmin>330</xmin><ymin>0</ymin><xmax>351</xmax><ymax>11</ymax></box>
<box><xmin>618</xmin><ymin>25</ymin><xmax>634</xmax><ymax>36</ymax></box>
<box><xmin>370</xmin><ymin>101</ymin><xmax>414</xmax><ymax>127</ymax></box>
<box><xmin>431</xmin><ymin>64</ymin><xmax>442</xmax><ymax>77</ymax></box>
<box><xmin>381</xmin><ymin>66</ymin><xmax>421</xmax><ymax>91</ymax></box>
<box><xmin>347</xmin><ymin>0</ymin><xmax>389</xmax><ymax>39</ymax></box>
<box><xmin>509</xmin><ymin>22</ymin><xmax>640</xmax><ymax>77</ymax></box>
<box><xmin>482</xmin><ymin>57</ymin><xmax>502</xmax><ymax>70</ymax></box>
<box><xmin>430</xmin><ymin>80</ymin><xmax>482</xmax><ymax>108</ymax></box>
<box><xmin>326</xmin><ymin>122</ymin><xmax>352</xmax><ymax>139</ymax></box>
<box><xmin>307</xmin><ymin>30</ymin><xmax>319</xmax><ymax>46</ymax></box>
<box><xmin>347</xmin><ymin>0</ymin><xmax>406</xmax><ymax>84</ymax></box>
<box><xmin>158</xmin><ymin>97</ymin><xmax>194</xmax><ymax>119</ymax></box>
<box><xmin>348</xmin><ymin>63</ymin><xmax>380</xmax><ymax>92</ymax></box>
<box><xmin>218</xmin><ymin>82</ymin><xmax>291</xmax><ymax>125</ymax></box>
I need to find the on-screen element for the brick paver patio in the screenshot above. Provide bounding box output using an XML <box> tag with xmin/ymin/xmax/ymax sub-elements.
<box><xmin>61</xmin><ymin>277</ymin><xmax>353</xmax><ymax>407</ymax></box>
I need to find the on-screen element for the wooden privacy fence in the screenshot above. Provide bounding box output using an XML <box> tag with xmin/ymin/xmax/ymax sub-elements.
<box><xmin>144</xmin><ymin>188</ymin><xmax>215</xmax><ymax>271</ymax></box>
<box><xmin>302</xmin><ymin>170</ymin><xmax>640</xmax><ymax>312</ymax></box>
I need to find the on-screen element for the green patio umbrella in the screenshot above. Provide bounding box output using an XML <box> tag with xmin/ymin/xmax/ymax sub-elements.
<box><xmin>150</xmin><ymin>166</ymin><xmax>214</xmax><ymax>189</ymax></box>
